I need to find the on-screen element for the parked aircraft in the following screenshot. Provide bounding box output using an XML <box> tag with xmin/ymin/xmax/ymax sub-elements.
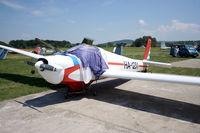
<box><xmin>160</xmin><ymin>41</ymin><xmax>171</xmax><ymax>50</ymax></box>
<box><xmin>35</xmin><ymin>38</ymin><xmax>59</xmax><ymax>55</ymax></box>
<box><xmin>113</xmin><ymin>45</ymin><xmax>123</xmax><ymax>55</ymax></box>
<box><xmin>0</xmin><ymin>49</ymin><xmax>8</xmax><ymax>59</ymax></box>
<box><xmin>0</xmin><ymin>39</ymin><xmax>200</xmax><ymax>97</ymax></box>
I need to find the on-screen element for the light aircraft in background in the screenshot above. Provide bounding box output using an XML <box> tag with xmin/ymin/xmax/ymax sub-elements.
<box><xmin>113</xmin><ymin>45</ymin><xmax>123</xmax><ymax>55</ymax></box>
<box><xmin>0</xmin><ymin>39</ymin><xmax>56</xmax><ymax>58</ymax></box>
<box><xmin>0</xmin><ymin>48</ymin><xmax>8</xmax><ymax>59</ymax></box>
<box><xmin>0</xmin><ymin>39</ymin><xmax>200</xmax><ymax>98</ymax></box>
<box><xmin>160</xmin><ymin>41</ymin><xmax>171</xmax><ymax>50</ymax></box>
<box><xmin>35</xmin><ymin>38</ymin><xmax>60</xmax><ymax>55</ymax></box>
<box><xmin>0</xmin><ymin>43</ymin><xmax>40</xmax><ymax>59</ymax></box>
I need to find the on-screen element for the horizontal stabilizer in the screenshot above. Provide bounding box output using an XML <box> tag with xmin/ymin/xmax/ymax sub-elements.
<box><xmin>143</xmin><ymin>60</ymin><xmax>171</xmax><ymax>68</ymax></box>
<box><xmin>102</xmin><ymin>70</ymin><xmax>200</xmax><ymax>85</ymax></box>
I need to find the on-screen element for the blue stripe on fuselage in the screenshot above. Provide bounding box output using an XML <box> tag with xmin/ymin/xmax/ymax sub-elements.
<box><xmin>60</xmin><ymin>53</ymin><xmax>79</xmax><ymax>66</ymax></box>
<box><xmin>68</xmin><ymin>55</ymin><xmax>79</xmax><ymax>65</ymax></box>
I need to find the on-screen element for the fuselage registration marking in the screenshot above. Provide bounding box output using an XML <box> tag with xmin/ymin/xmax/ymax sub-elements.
<box><xmin>108</xmin><ymin>61</ymin><xmax>144</xmax><ymax>70</ymax></box>
<box><xmin>123</xmin><ymin>61</ymin><xmax>138</xmax><ymax>69</ymax></box>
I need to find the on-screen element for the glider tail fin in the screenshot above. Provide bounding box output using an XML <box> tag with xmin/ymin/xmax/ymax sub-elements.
<box><xmin>35</xmin><ymin>46</ymin><xmax>40</xmax><ymax>54</ymax></box>
<box><xmin>113</xmin><ymin>45</ymin><xmax>123</xmax><ymax>55</ymax></box>
<box><xmin>161</xmin><ymin>41</ymin><xmax>166</xmax><ymax>49</ymax></box>
<box><xmin>142</xmin><ymin>39</ymin><xmax>171</xmax><ymax>68</ymax></box>
<box><xmin>143</xmin><ymin>39</ymin><xmax>151</xmax><ymax>61</ymax></box>
<box><xmin>0</xmin><ymin>49</ymin><xmax>8</xmax><ymax>60</ymax></box>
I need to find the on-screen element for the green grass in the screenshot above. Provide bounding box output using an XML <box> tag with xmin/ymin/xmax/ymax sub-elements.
<box><xmin>0</xmin><ymin>47</ymin><xmax>200</xmax><ymax>101</ymax></box>
<box><xmin>0</xmin><ymin>55</ymin><xmax>61</xmax><ymax>101</ymax></box>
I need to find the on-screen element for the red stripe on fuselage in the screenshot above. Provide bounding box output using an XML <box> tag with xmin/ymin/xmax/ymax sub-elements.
<box><xmin>108</xmin><ymin>62</ymin><xmax>124</xmax><ymax>65</ymax></box>
<box><xmin>108</xmin><ymin>62</ymin><xmax>148</xmax><ymax>68</ymax></box>
<box><xmin>61</xmin><ymin>65</ymin><xmax>80</xmax><ymax>83</ymax></box>
<box><xmin>61</xmin><ymin>65</ymin><xmax>93</xmax><ymax>91</ymax></box>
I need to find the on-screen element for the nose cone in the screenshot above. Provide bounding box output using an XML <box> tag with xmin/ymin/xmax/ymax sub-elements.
<box><xmin>35</xmin><ymin>60</ymin><xmax>64</xmax><ymax>84</ymax></box>
<box><xmin>35</xmin><ymin>61</ymin><xmax>43</xmax><ymax>70</ymax></box>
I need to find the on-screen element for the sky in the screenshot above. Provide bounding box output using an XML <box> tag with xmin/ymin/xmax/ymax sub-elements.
<box><xmin>0</xmin><ymin>0</ymin><xmax>200</xmax><ymax>44</ymax></box>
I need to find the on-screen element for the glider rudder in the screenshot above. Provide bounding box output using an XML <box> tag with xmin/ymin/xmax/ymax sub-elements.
<box><xmin>142</xmin><ymin>39</ymin><xmax>171</xmax><ymax>68</ymax></box>
<box><xmin>143</xmin><ymin>39</ymin><xmax>151</xmax><ymax>61</ymax></box>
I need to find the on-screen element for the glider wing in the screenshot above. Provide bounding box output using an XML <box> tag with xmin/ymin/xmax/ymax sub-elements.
<box><xmin>0</xmin><ymin>45</ymin><xmax>44</xmax><ymax>59</ymax></box>
<box><xmin>102</xmin><ymin>70</ymin><xmax>200</xmax><ymax>85</ymax></box>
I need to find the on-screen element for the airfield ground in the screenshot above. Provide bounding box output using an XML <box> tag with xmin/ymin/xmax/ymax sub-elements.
<box><xmin>172</xmin><ymin>59</ymin><xmax>200</xmax><ymax>68</ymax></box>
<box><xmin>0</xmin><ymin>78</ymin><xmax>200</xmax><ymax>133</ymax></box>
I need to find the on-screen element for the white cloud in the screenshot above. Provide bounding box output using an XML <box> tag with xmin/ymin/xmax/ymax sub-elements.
<box><xmin>0</xmin><ymin>0</ymin><xmax>46</xmax><ymax>17</ymax></box>
<box><xmin>140</xmin><ymin>20</ymin><xmax>200</xmax><ymax>40</ymax></box>
<box><xmin>158</xmin><ymin>20</ymin><xmax>200</xmax><ymax>32</ymax></box>
<box><xmin>96</xmin><ymin>28</ymin><xmax>105</xmax><ymax>32</ymax></box>
<box><xmin>67</xmin><ymin>19</ymin><xmax>76</xmax><ymax>24</ymax></box>
<box><xmin>0</xmin><ymin>0</ymin><xmax>24</xmax><ymax>10</ymax></box>
<box><xmin>102</xmin><ymin>0</ymin><xmax>115</xmax><ymax>6</ymax></box>
<box><xmin>31</xmin><ymin>10</ymin><xmax>44</xmax><ymax>16</ymax></box>
<box><xmin>20</xmin><ymin>33</ymin><xmax>31</xmax><ymax>40</ymax></box>
<box><xmin>116</xmin><ymin>20</ymin><xmax>200</xmax><ymax>41</ymax></box>
<box><xmin>138</xmin><ymin>19</ymin><xmax>146</xmax><ymax>26</ymax></box>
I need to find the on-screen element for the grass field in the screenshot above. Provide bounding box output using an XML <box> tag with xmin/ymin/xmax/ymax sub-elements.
<box><xmin>0</xmin><ymin>47</ymin><xmax>200</xmax><ymax>101</ymax></box>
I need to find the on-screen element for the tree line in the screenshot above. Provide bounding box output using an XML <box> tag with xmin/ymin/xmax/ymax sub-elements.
<box><xmin>165</xmin><ymin>40</ymin><xmax>200</xmax><ymax>47</ymax></box>
<box><xmin>8</xmin><ymin>39</ymin><xmax>73</xmax><ymax>49</ymax></box>
<box><xmin>98</xmin><ymin>36</ymin><xmax>200</xmax><ymax>47</ymax></box>
<box><xmin>1</xmin><ymin>36</ymin><xmax>200</xmax><ymax>49</ymax></box>
<box><xmin>97</xmin><ymin>36</ymin><xmax>158</xmax><ymax>47</ymax></box>
<box><xmin>132</xmin><ymin>36</ymin><xmax>157</xmax><ymax>47</ymax></box>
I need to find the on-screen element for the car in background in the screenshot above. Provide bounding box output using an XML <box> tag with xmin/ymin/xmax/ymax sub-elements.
<box><xmin>196</xmin><ymin>45</ymin><xmax>200</xmax><ymax>52</ymax></box>
<box><xmin>170</xmin><ymin>44</ymin><xmax>199</xmax><ymax>58</ymax></box>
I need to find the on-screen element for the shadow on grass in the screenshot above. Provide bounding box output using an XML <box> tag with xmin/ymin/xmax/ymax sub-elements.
<box><xmin>0</xmin><ymin>73</ymin><xmax>65</xmax><ymax>90</ymax></box>
<box><xmin>24</xmin><ymin>78</ymin><xmax>200</xmax><ymax>124</ymax></box>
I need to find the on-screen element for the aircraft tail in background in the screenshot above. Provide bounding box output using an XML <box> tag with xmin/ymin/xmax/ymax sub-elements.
<box><xmin>143</xmin><ymin>39</ymin><xmax>171</xmax><ymax>68</ymax></box>
<box><xmin>161</xmin><ymin>41</ymin><xmax>171</xmax><ymax>50</ymax></box>
<box><xmin>113</xmin><ymin>45</ymin><xmax>123</xmax><ymax>55</ymax></box>
<box><xmin>0</xmin><ymin>49</ymin><xmax>8</xmax><ymax>60</ymax></box>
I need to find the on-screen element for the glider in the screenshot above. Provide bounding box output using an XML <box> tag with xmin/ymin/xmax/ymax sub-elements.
<box><xmin>160</xmin><ymin>41</ymin><xmax>171</xmax><ymax>50</ymax></box>
<box><xmin>0</xmin><ymin>39</ymin><xmax>200</xmax><ymax>97</ymax></box>
<box><xmin>0</xmin><ymin>49</ymin><xmax>8</xmax><ymax>60</ymax></box>
<box><xmin>113</xmin><ymin>45</ymin><xmax>123</xmax><ymax>55</ymax></box>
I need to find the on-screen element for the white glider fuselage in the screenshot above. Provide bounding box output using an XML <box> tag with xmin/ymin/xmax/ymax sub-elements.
<box><xmin>103</xmin><ymin>50</ymin><xmax>146</xmax><ymax>72</ymax></box>
<box><xmin>35</xmin><ymin>49</ymin><xmax>145</xmax><ymax>85</ymax></box>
